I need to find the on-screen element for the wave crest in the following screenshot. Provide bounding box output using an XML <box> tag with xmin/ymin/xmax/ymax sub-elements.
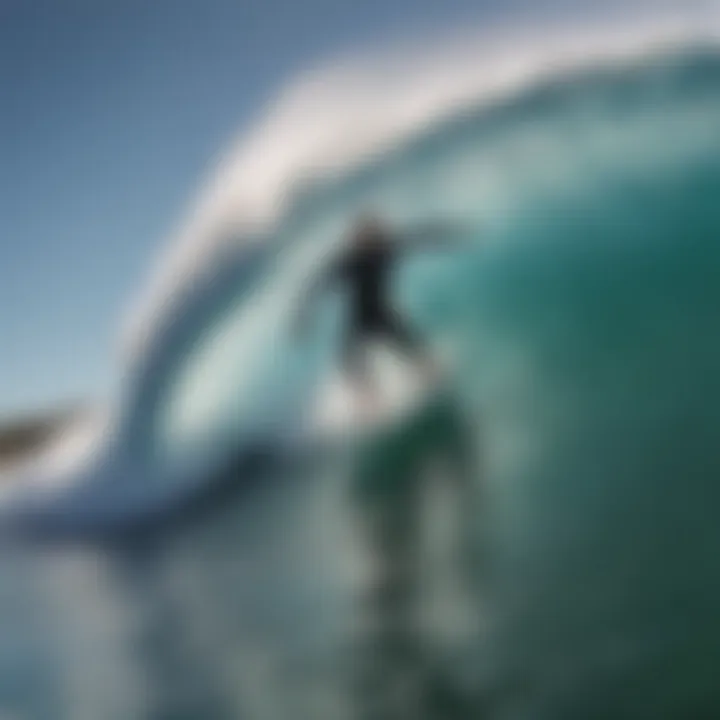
<box><xmin>121</xmin><ymin>4</ymin><xmax>720</xmax><ymax>359</ymax></box>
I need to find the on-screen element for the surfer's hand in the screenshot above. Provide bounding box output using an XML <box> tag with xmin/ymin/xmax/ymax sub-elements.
<box><xmin>447</xmin><ymin>220</ymin><xmax>477</xmax><ymax>244</ymax></box>
<box><xmin>444</xmin><ymin>220</ymin><xmax>479</xmax><ymax>248</ymax></box>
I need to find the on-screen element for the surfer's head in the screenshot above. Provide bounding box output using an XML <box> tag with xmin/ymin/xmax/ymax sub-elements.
<box><xmin>351</xmin><ymin>212</ymin><xmax>388</xmax><ymax>249</ymax></box>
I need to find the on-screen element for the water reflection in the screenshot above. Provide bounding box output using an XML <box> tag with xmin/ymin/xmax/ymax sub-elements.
<box><xmin>0</xmin><ymin>395</ymin><xmax>480</xmax><ymax>720</ymax></box>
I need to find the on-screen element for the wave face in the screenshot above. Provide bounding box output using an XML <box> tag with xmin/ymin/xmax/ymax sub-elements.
<box><xmin>5</xmin><ymin>43</ymin><xmax>720</xmax><ymax>719</ymax></box>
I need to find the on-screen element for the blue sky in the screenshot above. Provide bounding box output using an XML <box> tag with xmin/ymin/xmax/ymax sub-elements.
<box><xmin>0</xmin><ymin>0</ymin><xmax>512</xmax><ymax>417</ymax></box>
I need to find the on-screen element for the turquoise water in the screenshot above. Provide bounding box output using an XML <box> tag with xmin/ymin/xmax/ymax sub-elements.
<box><xmin>4</xmin><ymin>46</ymin><xmax>720</xmax><ymax>718</ymax></box>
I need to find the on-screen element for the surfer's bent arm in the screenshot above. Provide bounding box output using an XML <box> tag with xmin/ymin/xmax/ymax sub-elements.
<box><xmin>293</xmin><ymin>257</ymin><xmax>345</xmax><ymax>334</ymax></box>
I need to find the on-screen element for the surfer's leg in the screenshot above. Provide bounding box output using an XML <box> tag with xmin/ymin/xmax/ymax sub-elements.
<box><xmin>341</xmin><ymin>329</ymin><xmax>367</xmax><ymax>385</ymax></box>
<box><xmin>341</xmin><ymin>326</ymin><xmax>380</xmax><ymax>418</ymax></box>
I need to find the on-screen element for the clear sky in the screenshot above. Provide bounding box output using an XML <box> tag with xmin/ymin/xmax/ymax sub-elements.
<box><xmin>0</xmin><ymin>0</ymin><xmax>516</xmax><ymax>418</ymax></box>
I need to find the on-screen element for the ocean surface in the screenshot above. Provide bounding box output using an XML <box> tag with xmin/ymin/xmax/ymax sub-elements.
<box><xmin>3</xmin><ymin>37</ymin><xmax>720</xmax><ymax>719</ymax></box>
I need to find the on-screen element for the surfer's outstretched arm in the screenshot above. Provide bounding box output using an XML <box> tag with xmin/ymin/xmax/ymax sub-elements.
<box><xmin>397</xmin><ymin>219</ymin><xmax>475</xmax><ymax>252</ymax></box>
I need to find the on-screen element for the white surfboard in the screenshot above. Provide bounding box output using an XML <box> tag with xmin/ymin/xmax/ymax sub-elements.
<box><xmin>307</xmin><ymin>341</ymin><xmax>438</xmax><ymax>438</ymax></box>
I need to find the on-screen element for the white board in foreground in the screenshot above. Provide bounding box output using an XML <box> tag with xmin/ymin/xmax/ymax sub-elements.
<box><xmin>308</xmin><ymin>343</ymin><xmax>439</xmax><ymax>438</ymax></box>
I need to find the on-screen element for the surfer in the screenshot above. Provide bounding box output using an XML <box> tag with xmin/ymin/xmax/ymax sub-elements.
<box><xmin>297</xmin><ymin>213</ymin><xmax>468</xmax><ymax>414</ymax></box>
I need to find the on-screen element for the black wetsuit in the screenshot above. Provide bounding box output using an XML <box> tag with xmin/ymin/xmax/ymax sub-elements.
<box><xmin>330</xmin><ymin>238</ymin><xmax>422</xmax><ymax>380</ymax></box>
